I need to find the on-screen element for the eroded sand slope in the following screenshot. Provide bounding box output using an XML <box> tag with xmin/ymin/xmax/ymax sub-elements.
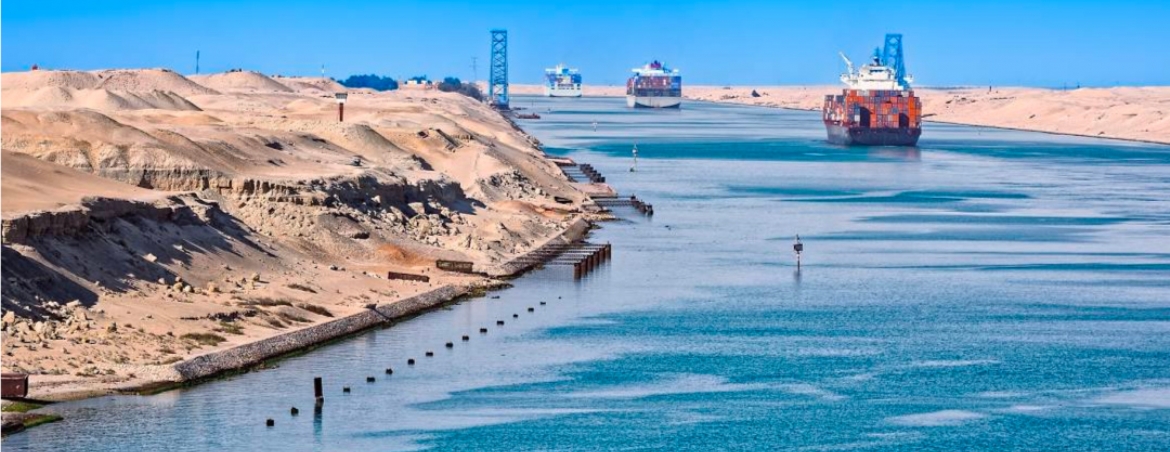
<box><xmin>1</xmin><ymin>69</ymin><xmax>587</xmax><ymax>398</ymax></box>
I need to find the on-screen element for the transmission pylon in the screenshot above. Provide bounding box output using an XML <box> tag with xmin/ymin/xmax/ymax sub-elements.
<box><xmin>881</xmin><ymin>33</ymin><xmax>906</xmax><ymax>87</ymax></box>
<box><xmin>489</xmin><ymin>29</ymin><xmax>509</xmax><ymax>109</ymax></box>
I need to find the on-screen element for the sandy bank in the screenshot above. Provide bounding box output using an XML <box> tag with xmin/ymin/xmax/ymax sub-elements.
<box><xmin>0</xmin><ymin>68</ymin><xmax>609</xmax><ymax>403</ymax></box>
<box><xmin>509</xmin><ymin>84</ymin><xmax>1170</xmax><ymax>145</ymax></box>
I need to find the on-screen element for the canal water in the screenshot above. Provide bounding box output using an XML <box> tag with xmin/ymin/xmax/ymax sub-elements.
<box><xmin>8</xmin><ymin>96</ymin><xmax>1170</xmax><ymax>451</ymax></box>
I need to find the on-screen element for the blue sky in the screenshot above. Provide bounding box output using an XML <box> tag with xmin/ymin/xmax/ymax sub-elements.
<box><xmin>4</xmin><ymin>0</ymin><xmax>1169</xmax><ymax>87</ymax></box>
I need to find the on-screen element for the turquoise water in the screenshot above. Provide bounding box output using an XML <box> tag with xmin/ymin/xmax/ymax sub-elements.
<box><xmin>9</xmin><ymin>97</ymin><xmax>1170</xmax><ymax>451</ymax></box>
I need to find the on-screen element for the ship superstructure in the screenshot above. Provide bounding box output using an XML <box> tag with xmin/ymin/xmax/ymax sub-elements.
<box><xmin>544</xmin><ymin>64</ymin><xmax>582</xmax><ymax>97</ymax></box>
<box><xmin>822</xmin><ymin>34</ymin><xmax>922</xmax><ymax>146</ymax></box>
<box><xmin>626</xmin><ymin>61</ymin><xmax>681</xmax><ymax>109</ymax></box>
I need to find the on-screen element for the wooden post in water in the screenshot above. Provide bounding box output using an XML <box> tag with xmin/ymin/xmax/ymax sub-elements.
<box><xmin>314</xmin><ymin>377</ymin><xmax>323</xmax><ymax>404</ymax></box>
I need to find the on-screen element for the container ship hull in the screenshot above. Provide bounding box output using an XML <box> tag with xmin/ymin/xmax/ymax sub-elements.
<box><xmin>822</xmin><ymin>90</ymin><xmax>922</xmax><ymax>147</ymax></box>
<box><xmin>626</xmin><ymin>95</ymin><xmax>681</xmax><ymax>109</ymax></box>
<box><xmin>544</xmin><ymin>86</ymin><xmax>582</xmax><ymax>98</ymax></box>
<box><xmin>824</xmin><ymin>123</ymin><xmax>920</xmax><ymax>146</ymax></box>
<box><xmin>544</xmin><ymin>64</ymin><xmax>582</xmax><ymax>98</ymax></box>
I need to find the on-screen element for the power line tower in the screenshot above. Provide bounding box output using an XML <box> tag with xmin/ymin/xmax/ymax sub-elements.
<box><xmin>489</xmin><ymin>29</ymin><xmax>509</xmax><ymax>109</ymax></box>
<box><xmin>881</xmin><ymin>33</ymin><xmax>906</xmax><ymax>87</ymax></box>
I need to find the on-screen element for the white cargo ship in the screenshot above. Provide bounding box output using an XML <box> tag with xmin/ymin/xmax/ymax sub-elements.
<box><xmin>544</xmin><ymin>64</ymin><xmax>582</xmax><ymax>97</ymax></box>
<box><xmin>626</xmin><ymin>61</ymin><xmax>681</xmax><ymax>109</ymax></box>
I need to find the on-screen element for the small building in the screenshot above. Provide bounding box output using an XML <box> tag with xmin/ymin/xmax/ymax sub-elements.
<box><xmin>401</xmin><ymin>79</ymin><xmax>435</xmax><ymax>91</ymax></box>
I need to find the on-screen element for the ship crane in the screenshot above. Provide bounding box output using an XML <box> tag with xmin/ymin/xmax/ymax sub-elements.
<box><xmin>838</xmin><ymin>52</ymin><xmax>854</xmax><ymax>76</ymax></box>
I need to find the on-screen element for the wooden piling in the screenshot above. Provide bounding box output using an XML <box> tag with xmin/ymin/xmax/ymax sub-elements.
<box><xmin>314</xmin><ymin>377</ymin><xmax>323</xmax><ymax>402</ymax></box>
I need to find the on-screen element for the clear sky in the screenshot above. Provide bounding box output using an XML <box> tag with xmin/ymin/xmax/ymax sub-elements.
<box><xmin>3</xmin><ymin>0</ymin><xmax>1169</xmax><ymax>87</ymax></box>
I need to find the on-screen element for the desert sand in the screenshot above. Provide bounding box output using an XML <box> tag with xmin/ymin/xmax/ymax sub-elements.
<box><xmin>510</xmin><ymin>84</ymin><xmax>1170</xmax><ymax>144</ymax></box>
<box><xmin>1</xmin><ymin>68</ymin><xmax>598</xmax><ymax>401</ymax></box>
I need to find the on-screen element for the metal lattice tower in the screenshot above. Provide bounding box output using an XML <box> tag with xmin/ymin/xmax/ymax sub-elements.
<box><xmin>489</xmin><ymin>29</ymin><xmax>509</xmax><ymax>109</ymax></box>
<box><xmin>881</xmin><ymin>33</ymin><xmax>907</xmax><ymax>87</ymax></box>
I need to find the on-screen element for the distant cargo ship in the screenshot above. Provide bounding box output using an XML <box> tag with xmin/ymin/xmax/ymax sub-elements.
<box><xmin>626</xmin><ymin>61</ymin><xmax>681</xmax><ymax>109</ymax></box>
<box><xmin>544</xmin><ymin>64</ymin><xmax>582</xmax><ymax>97</ymax></box>
<box><xmin>823</xmin><ymin>49</ymin><xmax>921</xmax><ymax>146</ymax></box>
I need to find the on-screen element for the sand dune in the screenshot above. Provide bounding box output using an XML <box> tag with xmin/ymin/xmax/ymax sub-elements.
<box><xmin>274</xmin><ymin>76</ymin><xmax>347</xmax><ymax>94</ymax></box>
<box><xmin>190</xmin><ymin>71</ymin><xmax>294</xmax><ymax>93</ymax></box>
<box><xmin>3</xmin><ymin>86</ymin><xmax>202</xmax><ymax>111</ymax></box>
<box><xmin>91</xmin><ymin>68</ymin><xmax>220</xmax><ymax>96</ymax></box>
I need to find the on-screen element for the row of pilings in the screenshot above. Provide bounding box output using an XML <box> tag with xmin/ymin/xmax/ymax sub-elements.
<box><xmin>510</xmin><ymin>242</ymin><xmax>612</xmax><ymax>279</ymax></box>
<box><xmin>593</xmin><ymin>195</ymin><xmax>654</xmax><ymax>216</ymax></box>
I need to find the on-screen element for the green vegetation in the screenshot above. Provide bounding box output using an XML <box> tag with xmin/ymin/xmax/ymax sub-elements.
<box><xmin>297</xmin><ymin>303</ymin><xmax>334</xmax><ymax>318</ymax></box>
<box><xmin>215</xmin><ymin>321</ymin><xmax>244</xmax><ymax>335</ymax></box>
<box><xmin>22</xmin><ymin>414</ymin><xmax>63</xmax><ymax>429</ymax></box>
<box><xmin>241</xmin><ymin>297</ymin><xmax>294</xmax><ymax>307</ymax></box>
<box><xmin>180</xmin><ymin>332</ymin><xmax>227</xmax><ymax>346</ymax></box>
<box><xmin>279</xmin><ymin>312</ymin><xmax>309</xmax><ymax>323</ymax></box>
<box><xmin>438</xmin><ymin>76</ymin><xmax>484</xmax><ymax>101</ymax></box>
<box><xmin>2</xmin><ymin>401</ymin><xmax>43</xmax><ymax>413</ymax></box>
<box><xmin>286</xmin><ymin>283</ymin><xmax>317</xmax><ymax>293</ymax></box>
<box><xmin>337</xmin><ymin>74</ymin><xmax>398</xmax><ymax>91</ymax></box>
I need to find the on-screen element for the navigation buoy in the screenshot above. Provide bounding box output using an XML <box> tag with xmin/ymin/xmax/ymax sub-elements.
<box><xmin>793</xmin><ymin>235</ymin><xmax>804</xmax><ymax>269</ymax></box>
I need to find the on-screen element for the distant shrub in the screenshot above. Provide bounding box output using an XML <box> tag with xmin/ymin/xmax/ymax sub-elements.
<box><xmin>437</xmin><ymin>76</ymin><xmax>484</xmax><ymax>101</ymax></box>
<box><xmin>287</xmin><ymin>283</ymin><xmax>317</xmax><ymax>293</ymax></box>
<box><xmin>241</xmin><ymin>297</ymin><xmax>294</xmax><ymax>307</ymax></box>
<box><xmin>338</xmin><ymin>74</ymin><xmax>398</xmax><ymax>91</ymax></box>
<box><xmin>297</xmin><ymin>303</ymin><xmax>334</xmax><ymax>318</ymax></box>
<box><xmin>180</xmin><ymin>332</ymin><xmax>227</xmax><ymax>346</ymax></box>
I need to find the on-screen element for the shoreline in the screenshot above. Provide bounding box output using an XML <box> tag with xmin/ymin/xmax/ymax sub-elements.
<box><xmin>510</xmin><ymin>84</ymin><xmax>1170</xmax><ymax>146</ymax></box>
<box><xmin>8</xmin><ymin>216</ymin><xmax>597</xmax><ymax>406</ymax></box>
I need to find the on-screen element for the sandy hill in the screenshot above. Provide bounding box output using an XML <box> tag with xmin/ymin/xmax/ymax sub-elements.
<box><xmin>2</xmin><ymin>86</ymin><xmax>202</xmax><ymax>111</ymax></box>
<box><xmin>92</xmin><ymin>68</ymin><xmax>219</xmax><ymax>96</ymax></box>
<box><xmin>275</xmin><ymin>76</ymin><xmax>346</xmax><ymax>94</ymax></box>
<box><xmin>190</xmin><ymin>71</ymin><xmax>294</xmax><ymax>93</ymax></box>
<box><xmin>1</xmin><ymin>70</ymin><xmax>103</xmax><ymax>91</ymax></box>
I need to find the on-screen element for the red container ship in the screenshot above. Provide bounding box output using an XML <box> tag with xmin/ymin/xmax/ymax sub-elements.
<box><xmin>822</xmin><ymin>51</ymin><xmax>921</xmax><ymax>146</ymax></box>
